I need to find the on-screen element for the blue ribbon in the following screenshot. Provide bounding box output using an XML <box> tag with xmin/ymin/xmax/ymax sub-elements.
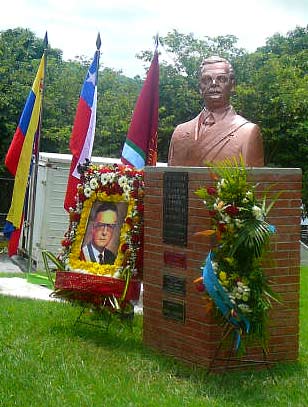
<box><xmin>202</xmin><ymin>251</ymin><xmax>250</xmax><ymax>350</ymax></box>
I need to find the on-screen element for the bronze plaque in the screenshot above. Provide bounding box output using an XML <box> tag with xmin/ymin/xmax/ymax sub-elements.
<box><xmin>163</xmin><ymin>251</ymin><xmax>187</xmax><ymax>269</ymax></box>
<box><xmin>163</xmin><ymin>172</ymin><xmax>188</xmax><ymax>246</ymax></box>
<box><xmin>162</xmin><ymin>299</ymin><xmax>185</xmax><ymax>322</ymax></box>
<box><xmin>163</xmin><ymin>274</ymin><xmax>186</xmax><ymax>296</ymax></box>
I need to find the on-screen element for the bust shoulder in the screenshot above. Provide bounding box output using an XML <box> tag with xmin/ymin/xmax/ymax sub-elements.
<box><xmin>172</xmin><ymin>115</ymin><xmax>200</xmax><ymax>139</ymax></box>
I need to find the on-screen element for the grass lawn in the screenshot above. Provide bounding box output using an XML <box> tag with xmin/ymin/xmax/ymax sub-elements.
<box><xmin>0</xmin><ymin>267</ymin><xmax>307</xmax><ymax>407</ymax></box>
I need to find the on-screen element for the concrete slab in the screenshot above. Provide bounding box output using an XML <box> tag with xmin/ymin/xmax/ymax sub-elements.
<box><xmin>0</xmin><ymin>254</ymin><xmax>23</xmax><ymax>273</ymax></box>
<box><xmin>0</xmin><ymin>277</ymin><xmax>55</xmax><ymax>301</ymax></box>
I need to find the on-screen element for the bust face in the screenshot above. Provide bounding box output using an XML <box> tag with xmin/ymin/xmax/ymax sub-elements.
<box><xmin>199</xmin><ymin>61</ymin><xmax>234</xmax><ymax>110</ymax></box>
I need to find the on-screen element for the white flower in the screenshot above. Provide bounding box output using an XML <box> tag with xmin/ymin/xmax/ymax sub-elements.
<box><xmin>118</xmin><ymin>175</ymin><xmax>128</xmax><ymax>188</ymax></box>
<box><xmin>252</xmin><ymin>205</ymin><xmax>263</xmax><ymax>220</ymax></box>
<box><xmin>123</xmin><ymin>183</ymin><xmax>131</xmax><ymax>194</ymax></box>
<box><xmin>100</xmin><ymin>173</ymin><xmax>111</xmax><ymax>185</ymax></box>
<box><xmin>84</xmin><ymin>186</ymin><xmax>93</xmax><ymax>198</ymax></box>
<box><xmin>89</xmin><ymin>178</ymin><xmax>99</xmax><ymax>190</ymax></box>
<box><xmin>235</xmin><ymin>219</ymin><xmax>243</xmax><ymax>228</ymax></box>
<box><xmin>222</xmin><ymin>214</ymin><xmax>231</xmax><ymax>224</ymax></box>
<box><xmin>238</xmin><ymin>304</ymin><xmax>252</xmax><ymax>313</ymax></box>
<box><xmin>212</xmin><ymin>262</ymin><xmax>218</xmax><ymax>271</ymax></box>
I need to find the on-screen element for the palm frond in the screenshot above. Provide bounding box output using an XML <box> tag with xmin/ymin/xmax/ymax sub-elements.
<box><xmin>229</xmin><ymin>219</ymin><xmax>272</xmax><ymax>258</ymax></box>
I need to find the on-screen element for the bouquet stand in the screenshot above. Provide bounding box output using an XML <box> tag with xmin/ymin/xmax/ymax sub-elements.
<box><xmin>207</xmin><ymin>322</ymin><xmax>276</xmax><ymax>376</ymax></box>
<box><xmin>43</xmin><ymin>163</ymin><xmax>144</xmax><ymax>331</ymax></box>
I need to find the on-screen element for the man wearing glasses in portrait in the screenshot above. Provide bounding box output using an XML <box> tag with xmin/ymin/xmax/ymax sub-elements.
<box><xmin>81</xmin><ymin>202</ymin><xmax>118</xmax><ymax>265</ymax></box>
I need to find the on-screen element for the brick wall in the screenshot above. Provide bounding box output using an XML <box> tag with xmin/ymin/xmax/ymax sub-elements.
<box><xmin>143</xmin><ymin>167</ymin><xmax>301</xmax><ymax>370</ymax></box>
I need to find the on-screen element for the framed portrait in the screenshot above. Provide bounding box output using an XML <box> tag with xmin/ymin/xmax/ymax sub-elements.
<box><xmin>59</xmin><ymin>163</ymin><xmax>144</xmax><ymax>278</ymax></box>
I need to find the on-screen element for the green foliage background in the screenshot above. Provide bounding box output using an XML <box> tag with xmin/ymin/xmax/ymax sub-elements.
<box><xmin>0</xmin><ymin>26</ymin><xmax>307</xmax><ymax>210</ymax></box>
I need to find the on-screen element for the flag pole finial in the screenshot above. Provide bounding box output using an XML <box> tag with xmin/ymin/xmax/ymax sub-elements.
<box><xmin>154</xmin><ymin>33</ymin><xmax>159</xmax><ymax>50</ymax></box>
<box><xmin>96</xmin><ymin>33</ymin><xmax>101</xmax><ymax>50</ymax></box>
<box><xmin>43</xmin><ymin>31</ymin><xmax>48</xmax><ymax>49</ymax></box>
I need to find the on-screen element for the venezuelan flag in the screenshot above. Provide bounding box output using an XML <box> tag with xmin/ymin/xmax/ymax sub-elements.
<box><xmin>4</xmin><ymin>56</ymin><xmax>45</xmax><ymax>255</ymax></box>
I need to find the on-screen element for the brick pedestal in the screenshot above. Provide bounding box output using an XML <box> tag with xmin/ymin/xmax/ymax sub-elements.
<box><xmin>143</xmin><ymin>167</ymin><xmax>301</xmax><ymax>369</ymax></box>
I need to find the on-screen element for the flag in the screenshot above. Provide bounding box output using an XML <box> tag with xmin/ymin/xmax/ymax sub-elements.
<box><xmin>64</xmin><ymin>46</ymin><xmax>100</xmax><ymax>212</ymax></box>
<box><xmin>4</xmin><ymin>55</ymin><xmax>45</xmax><ymax>256</ymax></box>
<box><xmin>121</xmin><ymin>47</ymin><xmax>159</xmax><ymax>168</ymax></box>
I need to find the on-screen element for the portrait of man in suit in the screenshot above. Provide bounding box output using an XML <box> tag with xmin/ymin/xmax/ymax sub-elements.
<box><xmin>80</xmin><ymin>202</ymin><xmax>120</xmax><ymax>265</ymax></box>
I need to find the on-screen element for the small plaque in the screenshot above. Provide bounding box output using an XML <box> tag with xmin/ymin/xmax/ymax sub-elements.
<box><xmin>164</xmin><ymin>251</ymin><xmax>187</xmax><ymax>269</ymax></box>
<box><xmin>162</xmin><ymin>299</ymin><xmax>185</xmax><ymax>322</ymax></box>
<box><xmin>163</xmin><ymin>274</ymin><xmax>186</xmax><ymax>296</ymax></box>
<box><xmin>163</xmin><ymin>172</ymin><xmax>188</xmax><ymax>246</ymax></box>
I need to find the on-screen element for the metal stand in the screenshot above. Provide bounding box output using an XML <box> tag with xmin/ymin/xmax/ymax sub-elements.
<box><xmin>73</xmin><ymin>299</ymin><xmax>135</xmax><ymax>332</ymax></box>
<box><xmin>207</xmin><ymin>323</ymin><xmax>276</xmax><ymax>379</ymax></box>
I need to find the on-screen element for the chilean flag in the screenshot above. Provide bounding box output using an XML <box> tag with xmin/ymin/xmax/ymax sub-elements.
<box><xmin>121</xmin><ymin>43</ymin><xmax>159</xmax><ymax>169</ymax></box>
<box><xmin>64</xmin><ymin>47</ymin><xmax>100</xmax><ymax>211</ymax></box>
<box><xmin>4</xmin><ymin>55</ymin><xmax>45</xmax><ymax>256</ymax></box>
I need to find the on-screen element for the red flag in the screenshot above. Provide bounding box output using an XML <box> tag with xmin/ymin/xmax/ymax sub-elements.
<box><xmin>64</xmin><ymin>47</ymin><xmax>100</xmax><ymax>211</ymax></box>
<box><xmin>121</xmin><ymin>47</ymin><xmax>159</xmax><ymax>168</ymax></box>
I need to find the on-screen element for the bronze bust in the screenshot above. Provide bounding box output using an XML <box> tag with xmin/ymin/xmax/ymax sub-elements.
<box><xmin>168</xmin><ymin>56</ymin><xmax>264</xmax><ymax>167</ymax></box>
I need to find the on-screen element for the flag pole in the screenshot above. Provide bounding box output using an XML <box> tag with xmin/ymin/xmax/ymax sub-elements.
<box><xmin>26</xmin><ymin>32</ymin><xmax>48</xmax><ymax>274</ymax></box>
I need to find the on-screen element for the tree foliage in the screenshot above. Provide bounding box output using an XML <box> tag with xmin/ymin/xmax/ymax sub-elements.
<box><xmin>0</xmin><ymin>26</ymin><xmax>307</xmax><ymax>208</ymax></box>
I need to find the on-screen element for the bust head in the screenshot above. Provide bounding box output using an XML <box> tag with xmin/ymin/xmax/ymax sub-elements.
<box><xmin>199</xmin><ymin>56</ymin><xmax>235</xmax><ymax>111</ymax></box>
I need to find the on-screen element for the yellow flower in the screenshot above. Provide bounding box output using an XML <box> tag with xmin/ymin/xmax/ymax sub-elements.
<box><xmin>219</xmin><ymin>271</ymin><xmax>227</xmax><ymax>281</ymax></box>
<box><xmin>217</xmin><ymin>200</ymin><xmax>225</xmax><ymax>210</ymax></box>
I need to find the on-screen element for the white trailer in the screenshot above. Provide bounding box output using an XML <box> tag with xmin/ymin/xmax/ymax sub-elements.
<box><xmin>23</xmin><ymin>152</ymin><xmax>121</xmax><ymax>270</ymax></box>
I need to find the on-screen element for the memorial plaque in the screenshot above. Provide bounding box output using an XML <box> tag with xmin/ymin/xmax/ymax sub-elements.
<box><xmin>163</xmin><ymin>251</ymin><xmax>187</xmax><ymax>269</ymax></box>
<box><xmin>163</xmin><ymin>274</ymin><xmax>186</xmax><ymax>296</ymax></box>
<box><xmin>162</xmin><ymin>299</ymin><xmax>185</xmax><ymax>322</ymax></box>
<box><xmin>163</xmin><ymin>172</ymin><xmax>188</xmax><ymax>246</ymax></box>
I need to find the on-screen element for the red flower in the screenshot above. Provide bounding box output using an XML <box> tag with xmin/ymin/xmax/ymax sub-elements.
<box><xmin>207</xmin><ymin>186</ymin><xmax>217</xmax><ymax>196</ymax></box>
<box><xmin>195</xmin><ymin>282</ymin><xmax>205</xmax><ymax>292</ymax></box>
<box><xmin>131</xmin><ymin>234</ymin><xmax>140</xmax><ymax>244</ymax></box>
<box><xmin>61</xmin><ymin>239</ymin><xmax>71</xmax><ymax>247</ymax></box>
<box><xmin>225</xmin><ymin>205</ymin><xmax>239</xmax><ymax>216</ymax></box>
<box><xmin>208</xmin><ymin>210</ymin><xmax>217</xmax><ymax>217</ymax></box>
<box><xmin>69</xmin><ymin>212</ymin><xmax>81</xmax><ymax>222</ymax></box>
<box><xmin>125</xmin><ymin>217</ymin><xmax>133</xmax><ymax>227</ymax></box>
<box><xmin>137</xmin><ymin>203</ymin><xmax>144</xmax><ymax>213</ymax></box>
<box><xmin>131</xmin><ymin>190</ymin><xmax>138</xmax><ymax>199</ymax></box>
<box><xmin>218</xmin><ymin>222</ymin><xmax>226</xmax><ymax>232</ymax></box>
<box><xmin>121</xmin><ymin>243</ymin><xmax>129</xmax><ymax>252</ymax></box>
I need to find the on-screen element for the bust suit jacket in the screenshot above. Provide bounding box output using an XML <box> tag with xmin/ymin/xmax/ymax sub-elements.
<box><xmin>168</xmin><ymin>106</ymin><xmax>264</xmax><ymax>167</ymax></box>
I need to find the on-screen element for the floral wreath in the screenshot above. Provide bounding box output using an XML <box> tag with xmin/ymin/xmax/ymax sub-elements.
<box><xmin>194</xmin><ymin>158</ymin><xmax>280</xmax><ymax>352</ymax></box>
<box><xmin>59</xmin><ymin>161</ymin><xmax>144</xmax><ymax>280</ymax></box>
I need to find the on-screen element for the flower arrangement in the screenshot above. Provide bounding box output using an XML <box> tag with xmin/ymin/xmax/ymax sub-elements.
<box><xmin>58</xmin><ymin>161</ymin><xmax>144</xmax><ymax>280</ymax></box>
<box><xmin>194</xmin><ymin>158</ymin><xmax>279</xmax><ymax>351</ymax></box>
